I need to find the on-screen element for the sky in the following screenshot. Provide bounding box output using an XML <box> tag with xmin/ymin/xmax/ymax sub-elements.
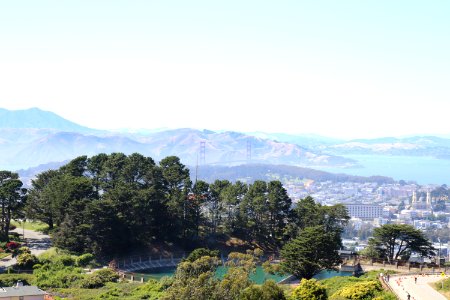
<box><xmin>0</xmin><ymin>1</ymin><xmax>449</xmax><ymax>139</ymax></box>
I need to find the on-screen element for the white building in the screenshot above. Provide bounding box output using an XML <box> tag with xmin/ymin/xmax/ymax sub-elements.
<box><xmin>345</xmin><ymin>204</ymin><xmax>383</xmax><ymax>220</ymax></box>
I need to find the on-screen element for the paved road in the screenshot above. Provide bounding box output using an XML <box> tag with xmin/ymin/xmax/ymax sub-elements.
<box><xmin>387</xmin><ymin>274</ymin><xmax>449</xmax><ymax>300</ymax></box>
<box><xmin>0</xmin><ymin>228</ymin><xmax>51</xmax><ymax>270</ymax></box>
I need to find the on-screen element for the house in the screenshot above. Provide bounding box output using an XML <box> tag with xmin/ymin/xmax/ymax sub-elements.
<box><xmin>0</xmin><ymin>285</ymin><xmax>47</xmax><ymax>300</ymax></box>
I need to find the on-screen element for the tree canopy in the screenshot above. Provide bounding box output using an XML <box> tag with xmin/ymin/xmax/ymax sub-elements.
<box><xmin>24</xmin><ymin>153</ymin><xmax>303</xmax><ymax>256</ymax></box>
<box><xmin>281</xmin><ymin>225</ymin><xmax>342</xmax><ymax>279</ymax></box>
<box><xmin>368</xmin><ymin>223</ymin><xmax>435</xmax><ymax>262</ymax></box>
<box><xmin>0</xmin><ymin>171</ymin><xmax>26</xmax><ymax>241</ymax></box>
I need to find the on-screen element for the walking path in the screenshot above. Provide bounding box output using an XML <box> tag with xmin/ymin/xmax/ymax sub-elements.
<box><xmin>0</xmin><ymin>228</ymin><xmax>51</xmax><ymax>271</ymax></box>
<box><xmin>387</xmin><ymin>274</ymin><xmax>449</xmax><ymax>300</ymax></box>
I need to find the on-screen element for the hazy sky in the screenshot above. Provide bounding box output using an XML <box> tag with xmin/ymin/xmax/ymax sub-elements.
<box><xmin>1</xmin><ymin>1</ymin><xmax>449</xmax><ymax>139</ymax></box>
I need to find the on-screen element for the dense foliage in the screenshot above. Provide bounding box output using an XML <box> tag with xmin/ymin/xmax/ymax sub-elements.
<box><xmin>322</xmin><ymin>271</ymin><xmax>397</xmax><ymax>300</ymax></box>
<box><xmin>290</xmin><ymin>279</ymin><xmax>327</xmax><ymax>300</ymax></box>
<box><xmin>0</xmin><ymin>171</ymin><xmax>26</xmax><ymax>241</ymax></box>
<box><xmin>162</xmin><ymin>250</ymin><xmax>286</xmax><ymax>300</ymax></box>
<box><xmin>281</xmin><ymin>226</ymin><xmax>342</xmax><ymax>279</ymax></box>
<box><xmin>280</xmin><ymin>196</ymin><xmax>348</xmax><ymax>279</ymax></box>
<box><xmin>25</xmin><ymin>153</ymin><xmax>348</xmax><ymax>257</ymax></box>
<box><xmin>368</xmin><ymin>224</ymin><xmax>435</xmax><ymax>262</ymax></box>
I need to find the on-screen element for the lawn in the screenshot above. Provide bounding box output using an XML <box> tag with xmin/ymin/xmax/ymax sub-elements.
<box><xmin>11</xmin><ymin>220</ymin><xmax>49</xmax><ymax>232</ymax></box>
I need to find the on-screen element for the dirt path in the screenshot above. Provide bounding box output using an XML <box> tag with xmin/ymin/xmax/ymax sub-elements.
<box><xmin>387</xmin><ymin>274</ymin><xmax>449</xmax><ymax>300</ymax></box>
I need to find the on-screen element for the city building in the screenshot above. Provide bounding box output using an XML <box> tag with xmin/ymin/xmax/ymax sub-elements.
<box><xmin>345</xmin><ymin>204</ymin><xmax>383</xmax><ymax>220</ymax></box>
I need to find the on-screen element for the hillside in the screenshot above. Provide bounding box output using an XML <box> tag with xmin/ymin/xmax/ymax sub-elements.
<box><xmin>0</xmin><ymin>107</ymin><xmax>98</xmax><ymax>133</ymax></box>
<box><xmin>0</xmin><ymin>108</ymin><xmax>357</xmax><ymax>170</ymax></box>
<box><xmin>195</xmin><ymin>163</ymin><xmax>394</xmax><ymax>185</ymax></box>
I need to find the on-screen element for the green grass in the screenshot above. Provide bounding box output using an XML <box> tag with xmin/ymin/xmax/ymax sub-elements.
<box><xmin>434</xmin><ymin>277</ymin><xmax>450</xmax><ymax>299</ymax></box>
<box><xmin>11</xmin><ymin>220</ymin><xmax>49</xmax><ymax>232</ymax></box>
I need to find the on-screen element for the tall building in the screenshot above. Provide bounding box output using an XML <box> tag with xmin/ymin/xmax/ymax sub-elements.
<box><xmin>345</xmin><ymin>204</ymin><xmax>383</xmax><ymax>220</ymax></box>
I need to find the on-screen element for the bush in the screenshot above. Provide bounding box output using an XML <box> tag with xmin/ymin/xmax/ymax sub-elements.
<box><xmin>79</xmin><ymin>268</ymin><xmax>119</xmax><ymax>289</ymax></box>
<box><xmin>16</xmin><ymin>252</ymin><xmax>39</xmax><ymax>269</ymax></box>
<box><xmin>54</xmin><ymin>254</ymin><xmax>76</xmax><ymax>267</ymax></box>
<box><xmin>241</xmin><ymin>280</ymin><xmax>286</xmax><ymax>300</ymax></box>
<box><xmin>76</xmin><ymin>253</ymin><xmax>95</xmax><ymax>267</ymax></box>
<box><xmin>6</xmin><ymin>241</ymin><xmax>20</xmax><ymax>251</ymax></box>
<box><xmin>330</xmin><ymin>281</ymin><xmax>380</xmax><ymax>300</ymax></box>
<box><xmin>33</xmin><ymin>265</ymin><xmax>85</xmax><ymax>289</ymax></box>
<box><xmin>130</xmin><ymin>279</ymin><xmax>166</xmax><ymax>299</ymax></box>
<box><xmin>291</xmin><ymin>279</ymin><xmax>327</xmax><ymax>300</ymax></box>
<box><xmin>0</xmin><ymin>274</ymin><xmax>35</xmax><ymax>286</ymax></box>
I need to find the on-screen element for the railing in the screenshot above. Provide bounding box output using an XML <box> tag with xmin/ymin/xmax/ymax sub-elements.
<box><xmin>113</xmin><ymin>253</ymin><xmax>186</xmax><ymax>273</ymax></box>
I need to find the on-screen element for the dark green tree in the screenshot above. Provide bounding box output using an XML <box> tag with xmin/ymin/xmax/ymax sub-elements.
<box><xmin>240</xmin><ymin>180</ymin><xmax>268</xmax><ymax>239</ymax></box>
<box><xmin>0</xmin><ymin>171</ymin><xmax>26</xmax><ymax>241</ymax></box>
<box><xmin>281</xmin><ymin>226</ymin><xmax>342</xmax><ymax>279</ymax></box>
<box><xmin>222</xmin><ymin>181</ymin><xmax>247</xmax><ymax>234</ymax></box>
<box><xmin>25</xmin><ymin>169</ymin><xmax>59</xmax><ymax>229</ymax></box>
<box><xmin>208</xmin><ymin>180</ymin><xmax>230</xmax><ymax>235</ymax></box>
<box><xmin>159</xmin><ymin>156</ymin><xmax>191</xmax><ymax>240</ymax></box>
<box><xmin>368</xmin><ymin>223</ymin><xmax>435</xmax><ymax>262</ymax></box>
<box><xmin>267</xmin><ymin>181</ymin><xmax>292</xmax><ymax>241</ymax></box>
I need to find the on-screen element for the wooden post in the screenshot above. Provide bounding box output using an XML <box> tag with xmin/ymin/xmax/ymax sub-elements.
<box><xmin>130</xmin><ymin>275</ymin><xmax>134</xmax><ymax>282</ymax></box>
<box><xmin>141</xmin><ymin>277</ymin><xmax>144</xmax><ymax>283</ymax></box>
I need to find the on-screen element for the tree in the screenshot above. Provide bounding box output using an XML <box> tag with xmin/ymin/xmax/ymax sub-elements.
<box><xmin>292</xmin><ymin>197</ymin><xmax>349</xmax><ymax>235</ymax></box>
<box><xmin>240</xmin><ymin>180</ymin><xmax>268</xmax><ymax>239</ymax></box>
<box><xmin>290</xmin><ymin>279</ymin><xmax>327</xmax><ymax>300</ymax></box>
<box><xmin>162</xmin><ymin>255</ymin><xmax>219</xmax><ymax>300</ymax></box>
<box><xmin>184</xmin><ymin>248</ymin><xmax>219</xmax><ymax>262</ymax></box>
<box><xmin>159</xmin><ymin>156</ymin><xmax>191</xmax><ymax>240</ymax></box>
<box><xmin>222</xmin><ymin>181</ymin><xmax>247</xmax><ymax>234</ymax></box>
<box><xmin>25</xmin><ymin>170</ymin><xmax>60</xmax><ymax>229</ymax></box>
<box><xmin>267</xmin><ymin>181</ymin><xmax>292</xmax><ymax>242</ymax></box>
<box><xmin>281</xmin><ymin>226</ymin><xmax>342</xmax><ymax>279</ymax></box>
<box><xmin>368</xmin><ymin>223</ymin><xmax>435</xmax><ymax>263</ymax></box>
<box><xmin>0</xmin><ymin>171</ymin><xmax>26</xmax><ymax>241</ymax></box>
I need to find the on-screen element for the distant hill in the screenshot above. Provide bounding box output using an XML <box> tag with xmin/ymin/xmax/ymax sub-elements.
<box><xmin>195</xmin><ymin>163</ymin><xmax>395</xmax><ymax>185</ymax></box>
<box><xmin>0</xmin><ymin>108</ymin><xmax>98</xmax><ymax>133</ymax></box>
<box><xmin>132</xmin><ymin>128</ymin><xmax>356</xmax><ymax>168</ymax></box>
<box><xmin>0</xmin><ymin>108</ymin><xmax>357</xmax><ymax>170</ymax></box>
<box><xmin>326</xmin><ymin>136</ymin><xmax>450</xmax><ymax>158</ymax></box>
<box><xmin>0</xmin><ymin>131</ymin><xmax>152</xmax><ymax>170</ymax></box>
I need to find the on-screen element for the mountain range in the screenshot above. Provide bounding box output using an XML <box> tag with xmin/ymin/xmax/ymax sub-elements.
<box><xmin>2</xmin><ymin>107</ymin><xmax>450</xmax><ymax>185</ymax></box>
<box><xmin>0</xmin><ymin>108</ymin><xmax>355</xmax><ymax>171</ymax></box>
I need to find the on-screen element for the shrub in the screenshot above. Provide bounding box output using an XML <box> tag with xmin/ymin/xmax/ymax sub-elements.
<box><xmin>54</xmin><ymin>254</ymin><xmax>76</xmax><ymax>267</ymax></box>
<box><xmin>130</xmin><ymin>279</ymin><xmax>167</xmax><ymax>299</ymax></box>
<box><xmin>330</xmin><ymin>280</ymin><xmax>380</xmax><ymax>300</ymax></box>
<box><xmin>6</xmin><ymin>241</ymin><xmax>20</xmax><ymax>251</ymax></box>
<box><xmin>291</xmin><ymin>279</ymin><xmax>327</xmax><ymax>300</ymax></box>
<box><xmin>79</xmin><ymin>268</ymin><xmax>119</xmax><ymax>289</ymax></box>
<box><xmin>0</xmin><ymin>273</ymin><xmax>35</xmax><ymax>286</ymax></box>
<box><xmin>76</xmin><ymin>253</ymin><xmax>95</xmax><ymax>267</ymax></box>
<box><xmin>33</xmin><ymin>265</ymin><xmax>85</xmax><ymax>289</ymax></box>
<box><xmin>241</xmin><ymin>280</ymin><xmax>286</xmax><ymax>300</ymax></box>
<box><xmin>16</xmin><ymin>252</ymin><xmax>39</xmax><ymax>269</ymax></box>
